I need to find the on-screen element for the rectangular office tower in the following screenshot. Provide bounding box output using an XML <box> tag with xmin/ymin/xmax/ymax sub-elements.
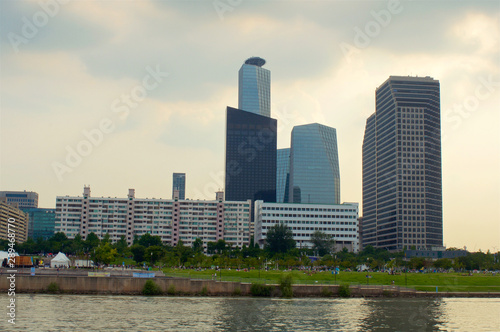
<box><xmin>172</xmin><ymin>173</ymin><xmax>186</xmax><ymax>200</ymax></box>
<box><xmin>276</xmin><ymin>148</ymin><xmax>290</xmax><ymax>203</ymax></box>
<box><xmin>225</xmin><ymin>106</ymin><xmax>277</xmax><ymax>202</ymax></box>
<box><xmin>362</xmin><ymin>76</ymin><xmax>442</xmax><ymax>251</ymax></box>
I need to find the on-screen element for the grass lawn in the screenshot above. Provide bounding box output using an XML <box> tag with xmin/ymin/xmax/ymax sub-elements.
<box><xmin>162</xmin><ymin>268</ymin><xmax>500</xmax><ymax>292</ymax></box>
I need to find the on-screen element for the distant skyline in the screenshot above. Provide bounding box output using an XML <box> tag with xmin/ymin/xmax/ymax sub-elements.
<box><xmin>0</xmin><ymin>1</ymin><xmax>498</xmax><ymax>251</ymax></box>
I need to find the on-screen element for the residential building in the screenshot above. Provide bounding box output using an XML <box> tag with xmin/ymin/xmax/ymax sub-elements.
<box><xmin>0</xmin><ymin>198</ymin><xmax>28</xmax><ymax>243</ymax></box>
<box><xmin>362</xmin><ymin>76</ymin><xmax>442</xmax><ymax>251</ymax></box>
<box><xmin>26</xmin><ymin>208</ymin><xmax>56</xmax><ymax>240</ymax></box>
<box><xmin>55</xmin><ymin>186</ymin><xmax>251</xmax><ymax>249</ymax></box>
<box><xmin>254</xmin><ymin>201</ymin><xmax>359</xmax><ymax>252</ymax></box>
<box><xmin>289</xmin><ymin>123</ymin><xmax>340</xmax><ymax>205</ymax></box>
<box><xmin>172</xmin><ymin>173</ymin><xmax>186</xmax><ymax>200</ymax></box>
<box><xmin>276</xmin><ymin>148</ymin><xmax>290</xmax><ymax>203</ymax></box>
<box><xmin>224</xmin><ymin>106</ymin><xmax>277</xmax><ymax>203</ymax></box>
<box><xmin>0</xmin><ymin>191</ymin><xmax>38</xmax><ymax>209</ymax></box>
<box><xmin>238</xmin><ymin>57</ymin><xmax>271</xmax><ymax>117</ymax></box>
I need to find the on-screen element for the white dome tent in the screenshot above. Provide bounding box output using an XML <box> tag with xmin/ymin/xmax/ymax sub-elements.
<box><xmin>50</xmin><ymin>252</ymin><xmax>71</xmax><ymax>268</ymax></box>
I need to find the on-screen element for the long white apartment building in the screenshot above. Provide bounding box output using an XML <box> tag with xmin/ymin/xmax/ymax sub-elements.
<box><xmin>55</xmin><ymin>186</ymin><xmax>251</xmax><ymax>249</ymax></box>
<box><xmin>254</xmin><ymin>201</ymin><xmax>359</xmax><ymax>252</ymax></box>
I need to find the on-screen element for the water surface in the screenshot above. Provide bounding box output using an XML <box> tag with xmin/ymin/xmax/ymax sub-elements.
<box><xmin>2</xmin><ymin>295</ymin><xmax>499</xmax><ymax>331</ymax></box>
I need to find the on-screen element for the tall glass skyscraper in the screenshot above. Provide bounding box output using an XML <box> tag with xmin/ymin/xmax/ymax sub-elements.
<box><xmin>362</xmin><ymin>76</ymin><xmax>442</xmax><ymax>251</ymax></box>
<box><xmin>238</xmin><ymin>57</ymin><xmax>271</xmax><ymax>118</ymax></box>
<box><xmin>289</xmin><ymin>123</ymin><xmax>340</xmax><ymax>205</ymax></box>
<box><xmin>276</xmin><ymin>148</ymin><xmax>290</xmax><ymax>203</ymax></box>
<box><xmin>172</xmin><ymin>173</ymin><xmax>186</xmax><ymax>200</ymax></box>
<box><xmin>225</xmin><ymin>107</ymin><xmax>277</xmax><ymax>202</ymax></box>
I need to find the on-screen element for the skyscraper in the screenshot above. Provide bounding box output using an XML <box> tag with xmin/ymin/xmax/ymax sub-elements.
<box><xmin>288</xmin><ymin>123</ymin><xmax>340</xmax><ymax>205</ymax></box>
<box><xmin>362</xmin><ymin>76</ymin><xmax>442</xmax><ymax>251</ymax></box>
<box><xmin>172</xmin><ymin>173</ymin><xmax>186</xmax><ymax>200</ymax></box>
<box><xmin>238</xmin><ymin>57</ymin><xmax>271</xmax><ymax>117</ymax></box>
<box><xmin>276</xmin><ymin>148</ymin><xmax>290</xmax><ymax>203</ymax></box>
<box><xmin>224</xmin><ymin>106</ymin><xmax>277</xmax><ymax>202</ymax></box>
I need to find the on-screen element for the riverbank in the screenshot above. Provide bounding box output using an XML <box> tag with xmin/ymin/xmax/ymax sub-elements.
<box><xmin>1</xmin><ymin>275</ymin><xmax>499</xmax><ymax>298</ymax></box>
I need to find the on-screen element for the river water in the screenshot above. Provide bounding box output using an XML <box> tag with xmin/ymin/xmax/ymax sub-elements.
<box><xmin>2</xmin><ymin>295</ymin><xmax>499</xmax><ymax>331</ymax></box>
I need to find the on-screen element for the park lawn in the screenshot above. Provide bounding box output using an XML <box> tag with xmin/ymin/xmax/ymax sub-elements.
<box><xmin>162</xmin><ymin>268</ymin><xmax>500</xmax><ymax>292</ymax></box>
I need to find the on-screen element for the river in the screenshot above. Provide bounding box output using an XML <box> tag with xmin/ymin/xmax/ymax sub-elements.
<box><xmin>2</xmin><ymin>295</ymin><xmax>499</xmax><ymax>331</ymax></box>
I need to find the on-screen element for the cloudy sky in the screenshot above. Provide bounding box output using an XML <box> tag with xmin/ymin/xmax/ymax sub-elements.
<box><xmin>1</xmin><ymin>0</ymin><xmax>499</xmax><ymax>251</ymax></box>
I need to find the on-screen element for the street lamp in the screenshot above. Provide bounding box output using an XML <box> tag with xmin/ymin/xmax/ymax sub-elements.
<box><xmin>366</xmin><ymin>258</ymin><xmax>370</xmax><ymax>285</ymax></box>
<box><xmin>150</xmin><ymin>252</ymin><xmax>153</xmax><ymax>269</ymax></box>
<box><xmin>334</xmin><ymin>255</ymin><xmax>337</xmax><ymax>285</ymax></box>
<box><xmin>258</xmin><ymin>257</ymin><xmax>261</xmax><ymax>279</ymax></box>
<box><xmin>404</xmin><ymin>250</ymin><xmax>408</xmax><ymax>287</ymax></box>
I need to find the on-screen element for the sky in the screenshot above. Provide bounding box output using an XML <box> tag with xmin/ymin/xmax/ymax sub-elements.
<box><xmin>0</xmin><ymin>0</ymin><xmax>499</xmax><ymax>252</ymax></box>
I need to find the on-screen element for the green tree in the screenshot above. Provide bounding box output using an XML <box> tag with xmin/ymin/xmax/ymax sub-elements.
<box><xmin>85</xmin><ymin>232</ymin><xmax>100</xmax><ymax>251</ymax></box>
<box><xmin>101</xmin><ymin>233</ymin><xmax>111</xmax><ymax>245</ymax></box>
<box><xmin>94</xmin><ymin>242</ymin><xmax>117</xmax><ymax>265</ymax></box>
<box><xmin>265</xmin><ymin>224</ymin><xmax>296</xmax><ymax>255</ymax></box>
<box><xmin>145</xmin><ymin>245</ymin><xmax>166</xmax><ymax>264</ymax></box>
<box><xmin>433</xmin><ymin>258</ymin><xmax>452</xmax><ymax>270</ymax></box>
<box><xmin>114</xmin><ymin>236</ymin><xmax>130</xmax><ymax>256</ymax></box>
<box><xmin>409</xmin><ymin>257</ymin><xmax>426</xmax><ymax>270</ymax></box>
<box><xmin>310</xmin><ymin>231</ymin><xmax>335</xmax><ymax>256</ymax></box>
<box><xmin>48</xmin><ymin>232</ymin><xmax>70</xmax><ymax>253</ymax></box>
<box><xmin>192</xmin><ymin>238</ymin><xmax>204</xmax><ymax>254</ymax></box>
<box><xmin>173</xmin><ymin>240</ymin><xmax>192</xmax><ymax>266</ymax></box>
<box><xmin>138</xmin><ymin>233</ymin><xmax>163</xmax><ymax>248</ymax></box>
<box><xmin>131</xmin><ymin>244</ymin><xmax>146</xmax><ymax>263</ymax></box>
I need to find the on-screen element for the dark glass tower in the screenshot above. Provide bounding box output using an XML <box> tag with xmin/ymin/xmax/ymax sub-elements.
<box><xmin>276</xmin><ymin>148</ymin><xmax>290</xmax><ymax>203</ymax></box>
<box><xmin>289</xmin><ymin>123</ymin><xmax>340</xmax><ymax>205</ymax></box>
<box><xmin>172</xmin><ymin>173</ymin><xmax>186</xmax><ymax>200</ymax></box>
<box><xmin>362</xmin><ymin>76</ymin><xmax>442</xmax><ymax>251</ymax></box>
<box><xmin>225</xmin><ymin>107</ymin><xmax>277</xmax><ymax>202</ymax></box>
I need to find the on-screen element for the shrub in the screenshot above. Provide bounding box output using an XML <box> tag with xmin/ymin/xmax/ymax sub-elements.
<box><xmin>167</xmin><ymin>284</ymin><xmax>176</xmax><ymax>295</ymax></box>
<box><xmin>250</xmin><ymin>283</ymin><xmax>273</xmax><ymax>297</ymax></box>
<box><xmin>142</xmin><ymin>280</ymin><xmax>162</xmax><ymax>296</ymax></box>
<box><xmin>233</xmin><ymin>287</ymin><xmax>242</xmax><ymax>296</ymax></box>
<box><xmin>338</xmin><ymin>284</ymin><xmax>351</xmax><ymax>298</ymax></box>
<box><xmin>200</xmin><ymin>286</ymin><xmax>208</xmax><ymax>296</ymax></box>
<box><xmin>279</xmin><ymin>273</ymin><xmax>294</xmax><ymax>298</ymax></box>
<box><xmin>321</xmin><ymin>287</ymin><xmax>332</xmax><ymax>297</ymax></box>
<box><xmin>47</xmin><ymin>282</ymin><xmax>60</xmax><ymax>294</ymax></box>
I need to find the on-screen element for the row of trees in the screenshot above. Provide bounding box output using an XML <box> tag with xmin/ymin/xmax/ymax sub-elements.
<box><xmin>1</xmin><ymin>224</ymin><xmax>499</xmax><ymax>270</ymax></box>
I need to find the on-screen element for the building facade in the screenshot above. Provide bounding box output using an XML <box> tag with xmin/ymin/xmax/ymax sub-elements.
<box><xmin>0</xmin><ymin>191</ymin><xmax>38</xmax><ymax>210</ymax></box>
<box><xmin>0</xmin><ymin>198</ymin><xmax>28</xmax><ymax>243</ymax></box>
<box><xmin>172</xmin><ymin>173</ymin><xmax>186</xmax><ymax>200</ymax></box>
<box><xmin>289</xmin><ymin>123</ymin><xmax>341</xmax><ymax>205</ymax></box>
<box><xmin>238</xmin><ymin>57</ymin><xmax>271</xmax><ymax>117</ymax></box>
<box><xmin>26</xmin><ymin>208</ymin><xmax>56</xmax><ymax>240</ymax></box>
<box><xmin>276</xmin><ymin>148</ymin><xmax>290</xmax><ymax>203</ymax></box>
<box><xmin>55</xmin><ymin>187</ymin><xmax>252</xmax><ymax>249</ymax></box>
<box><xmin>254</xmin><ymin>201</ymin><xmax>359</xmax><ymax>252</ymax></box>
<box><xmin>362</xmin><ymin>76</ymin><xmax>442</xmax><ymax>251</ymax></box>
<box><xmin>224</xmin><ymin>106</ymin><xmax>277</xmax><ymax>203</ymax></box>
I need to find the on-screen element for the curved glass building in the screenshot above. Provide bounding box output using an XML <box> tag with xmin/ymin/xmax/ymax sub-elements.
<box><xmin>238</xmin><ymin>57</ymin><xmax>271</xmax><ymax>117</ymax></box>
<box><xmin>288</xmin><ymin>123</ymin><xmax>340</xmax><ymax>205</ymax></box>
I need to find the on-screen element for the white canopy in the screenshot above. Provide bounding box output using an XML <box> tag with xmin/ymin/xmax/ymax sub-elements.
<box><xmin>50</xmin><ymin>252</ymin><xmax>71</xmax><ymax>268</ymax></box>
<box><xmin>0</xmin><ymin>251</ymin><xmax>18</xmax><ymax>264</ymax></box>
